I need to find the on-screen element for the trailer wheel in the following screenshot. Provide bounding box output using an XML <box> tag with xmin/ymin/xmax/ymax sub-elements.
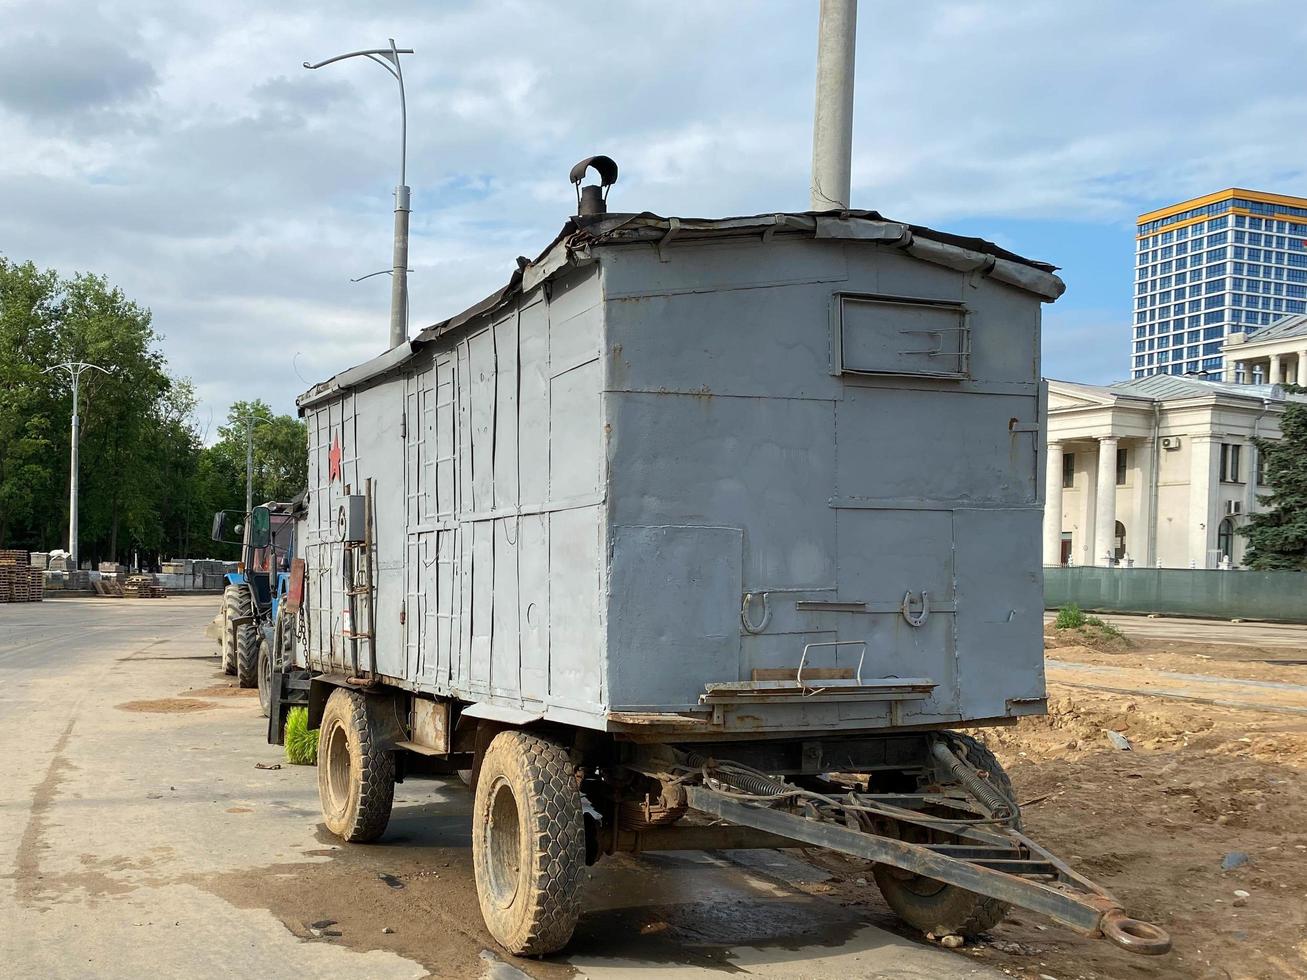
<box><xmin>221</xmin><ymin>585</ymin><xmax>248</xmax><ymax>675</ymax></box>
<box><xmin>235</xmin><ymin>623</ymin><xmax>260</xmax><ymax>688</ymax></box>
<box><xmin>873</xmin><ymin>734</ymin><xmax>1018</xmax><ymax>938</ymax></box>
<box><xmin>259</xmin><ymin>607</ymin><xmax>292</xmax><ymax>719</ymax></box>
<box><xmin>317</xmin><ymin>688</ymin><xmax>395</xmax><ymax>842</ymax></box>
<box><xmin>256</xmin><ymin>636</ymin><xmax>273</xmax><ymax>718</ymax></box>
<box><xmin>472</xmin><ymin>731</ymin><xmax>584</xmax><ymax>956</ymax></box>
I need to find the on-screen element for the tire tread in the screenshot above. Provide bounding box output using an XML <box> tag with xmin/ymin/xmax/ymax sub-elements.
<box><xmin>474</xmin><ymin>731</ymin><xmax>583</xmax><ymax>956</ymax></box>
<box><xmin>318</xmin><ymin>688</ymin><xmax>394</xmax><ymax>843</ymax></box>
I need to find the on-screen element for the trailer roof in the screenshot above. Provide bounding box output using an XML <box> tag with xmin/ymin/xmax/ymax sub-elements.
<box><xmin>299</xmin><ymin>209</ymin><xmax>1065</xmax><ymax>409</ymax></box>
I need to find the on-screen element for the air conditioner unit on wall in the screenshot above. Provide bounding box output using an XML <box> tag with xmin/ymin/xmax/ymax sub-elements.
<box><xmin>1161</xmin><ymin>436</ymin><xmax>1181</xmax><ymax>450</ymax></box>
<box><xmin>1225</xmin><ymin>500</ymin><xmax>1243</xmax><ymax>515</ymax></box>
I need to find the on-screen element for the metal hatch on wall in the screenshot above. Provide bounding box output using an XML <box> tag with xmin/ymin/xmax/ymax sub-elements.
<box><xmin>835</xmin><ymin>293</ymin><xmax>971</xmax><ymax>379</ymax></box>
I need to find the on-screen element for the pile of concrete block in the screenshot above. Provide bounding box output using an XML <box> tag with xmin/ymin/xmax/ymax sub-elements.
<box><xmin>154</xmin><ymin>558</ymin><xmax>233</xmax><ymax>592</ymax></box>
<box><xmin>0</xmin><ymin>551</ymin><xmax>44</xmax><ymax>602</ymax></box>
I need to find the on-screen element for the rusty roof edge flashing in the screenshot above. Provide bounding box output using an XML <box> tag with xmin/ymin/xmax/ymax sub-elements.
<box><xmin>297</xmin><ymin>210</ymin><xmax>1066</xmax><ymax>409</ymax></box>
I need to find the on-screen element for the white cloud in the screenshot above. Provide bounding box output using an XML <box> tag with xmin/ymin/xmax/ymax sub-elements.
<box><xmin>2</xmin><ymin>0</ymin><xmax>1305</xmax><ymax>426</ymax></box>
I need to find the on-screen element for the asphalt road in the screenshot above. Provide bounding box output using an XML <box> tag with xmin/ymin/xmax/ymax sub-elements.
<box><xmin>0</xmin><ymin>597</ymin><xmax>1001</xmax><ymax>980</ymax></box>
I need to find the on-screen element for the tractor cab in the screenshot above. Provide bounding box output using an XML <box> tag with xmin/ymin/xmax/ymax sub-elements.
<box><xmin>212</xmin><ymin>500</ymin><xmax>296</xmax><ymax>618</ymax></box>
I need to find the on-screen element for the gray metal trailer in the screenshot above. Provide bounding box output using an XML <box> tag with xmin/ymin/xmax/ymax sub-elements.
<box><xmin>274</xmin><ymin>162</ymin><xmax>1170</xmax><ymax>957</ymax></box>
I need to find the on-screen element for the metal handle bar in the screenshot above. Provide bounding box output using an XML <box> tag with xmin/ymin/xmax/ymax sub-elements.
<box><xmin>797</xmin><ymin>640</ymin><xmax>866</xmax><ymax>689</ymax></box>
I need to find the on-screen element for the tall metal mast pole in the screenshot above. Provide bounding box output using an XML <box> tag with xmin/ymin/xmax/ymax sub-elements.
<box><xmin>810</xmin><ymin>0</ymin><xmax>858</xmax><ymax>211</ymax></box>
<box><xmin>305</xmin><ymin>39</ymin><xmax>414</xmax><ymax>350</ymax></box>
<box><xmin>246</xmin><ymin>420</ymin><xmax>254</xmax><ymax>517</ymax></box>
<box><xmin>44</xmin><ymin>361</ymin><xmax>109</xmax><ymax>570</ymax></box>
<box><xmin>239</xmin><ymin>412</ymin><xmax>274</xmax><ymax>516</ymax></box>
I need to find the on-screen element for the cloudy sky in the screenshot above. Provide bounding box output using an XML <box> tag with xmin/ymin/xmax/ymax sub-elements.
<box><xmin>4</xmin><ymin>0</ymin><xmax>1307</xmax><ymax>430</ymax></box>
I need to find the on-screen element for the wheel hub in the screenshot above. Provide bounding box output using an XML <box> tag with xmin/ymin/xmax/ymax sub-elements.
<box><xmin>485</xmin><ymin>778</ymin><xmax>522</xmax><ymax>910</ymax></box>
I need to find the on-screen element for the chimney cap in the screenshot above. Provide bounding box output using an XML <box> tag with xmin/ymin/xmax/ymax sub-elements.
<box><xmin>569</xmin><ymin>155</ymin><xmax>619</xmax><ymax>188</ymax></box>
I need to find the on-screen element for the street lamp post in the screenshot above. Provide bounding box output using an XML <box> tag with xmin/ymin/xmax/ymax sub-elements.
<box><xmin>304</xmin><ymin>39</ymin><xmax>414</xmax><ymax>351</ymax></box>
<box><xmin>44</xmin><ymin>361</ymin><xmax>109</xmax><ymax>570</ymax></box>
<box><xmin>239</xmin><ymin>413</ymin><xmax>276</xmax><ymax>516</ymax></box>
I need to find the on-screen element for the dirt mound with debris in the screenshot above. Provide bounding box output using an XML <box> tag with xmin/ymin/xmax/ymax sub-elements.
<box><xmin>983</xmin><ymin>693</ymin><xmax>1212</xmax><ymax>758</ymax></box>
<box><xmin>1044</xmin><ymin>621</ymin><xmax>1133</xmax><ymax>653</ymax></box>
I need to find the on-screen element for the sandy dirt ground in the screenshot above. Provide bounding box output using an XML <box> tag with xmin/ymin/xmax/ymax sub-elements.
<box><xmin>806</xmin><ymin>616</ymin><xmax>1307</xmax><ymax>980</ymax></box>
<box><xmin>5</xmin><ymin>597</ymin><xmax>1304</xmax><ymax>978</ymax></box>
<box><xmin>0</xmin><ymin>596</ymin><xmax>1001</xmax><ymax>980</ymax></box>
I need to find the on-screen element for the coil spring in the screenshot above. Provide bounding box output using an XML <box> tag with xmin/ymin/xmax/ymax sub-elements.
<box><xmin>929</xmin><ymin>739</ymin><xmax>1015</xmax><ymax>821</ymax></box>
<box><xmin>685</xmin><ymin>752</ymin><xmax>790</xmax><ymax>797</ymax></box>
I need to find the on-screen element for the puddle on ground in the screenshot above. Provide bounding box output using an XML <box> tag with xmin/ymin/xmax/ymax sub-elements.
<box><xmin>480</xmin><ymin>948</ymin><xmax>533</xmax><ymax>979</ymax></box>
<box><xmin>196</xmin><ymin>781</ymin><xmax>874</xmax><ymax>979</ymax></box>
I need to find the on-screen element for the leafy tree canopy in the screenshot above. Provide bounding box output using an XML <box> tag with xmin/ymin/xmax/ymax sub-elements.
<box><xmin>0</xmin><ymin>255</ymin><xmax>307</xmax><ymax>566</ymax></box>
<box><xmin>1240</xmin><ymin>384</ymin><xmax>1307</xmax><ymax>570</ymax></box>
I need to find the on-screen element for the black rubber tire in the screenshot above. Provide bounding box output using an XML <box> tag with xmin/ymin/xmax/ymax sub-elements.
<box><xmin>221</xmin><ymin>585</ymin><xmax>249</xmax><ymax>675</ymax></box>
<box><xmin>472</xmin><ymin>731</ymin><xmax>585</xmax><ymax>956</ymax></box>
<box><xmin>317</xmin><ymin>688</ymin><xmax>395</xmax><ymax>843</ymax></box>
<box><xmin>235</xmin><ymin>623</ymin><xmax>260</xmax><ymax>688</ymax></box>
<box><xmin>873</xmin><ymin>733</ymin><xmax>1018</xmax><ymax>938</ymax></box>
<box><xmin>258</xmin><ymin>606</ymin><xmax>292</xmax><ymax>719</ymax></box>
<box><xmin>256</xmin><ymin>636</ymin><xmax>272</xmax><ymax>718</ymax></box>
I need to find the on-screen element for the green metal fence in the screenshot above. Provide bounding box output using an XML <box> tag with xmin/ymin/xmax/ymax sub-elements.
<box><xmin>1044</xmin><ymin>567</ymin><xmax>1307</xmax><ymax>623</ymax></box>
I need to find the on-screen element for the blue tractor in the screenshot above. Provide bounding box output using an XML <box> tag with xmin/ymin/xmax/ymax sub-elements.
<box><xmin>211</xmin><ymin>497</ymin><xmax>300</xmax><ymax>716</ymax></box>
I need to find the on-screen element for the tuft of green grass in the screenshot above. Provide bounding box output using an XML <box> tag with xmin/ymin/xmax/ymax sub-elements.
<box><xmin>1083</xmin><ymin>614</ymin><xmax>1124</xmax><ymax>638</ymax></box>
<box><xmin>1054</xmin><ymin>603</ymin><xmax>1086</xmax><ymax>629</ymax></box>
<box><xmin>285</xmin><ymin>707</ymin><xmax>319</xmax><ymax>766</ymax></box>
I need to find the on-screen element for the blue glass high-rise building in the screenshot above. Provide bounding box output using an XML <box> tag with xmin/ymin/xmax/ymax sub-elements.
<box><xmin>1132</xmin><ymin>189</ymin><xmax>1307</xmax><ymax>380</ymax></box>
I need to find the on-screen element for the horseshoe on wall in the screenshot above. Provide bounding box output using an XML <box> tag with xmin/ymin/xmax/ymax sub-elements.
<box><xmin>901</xmin><ymin>590</ymin><xmax>930</xmax><ymax>628</ymax></box>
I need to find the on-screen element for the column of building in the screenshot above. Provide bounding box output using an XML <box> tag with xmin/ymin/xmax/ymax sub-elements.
<box><xmin>1131</xmin><ymin>437</ymin><xmax>1154</xmax><ymax>566</ymax></box>
<box><xmin>1188</xmin><ymin>434</ymin><xmax>1219</xmax><ymax>568</ymax></box>
<box><xmin>1043</xmin><ymin>442</ymin><xmax>1063</xmax><ymax>565</ymax></box>
<box><xmin>1270</xmin><ymin>353</ymin><xmax>1282</xmax><ymax>385</ymax></box>
<box><xmin>1092</xmin><ymin>436</ymin><xmax>1118</xmax><ymax>566</ymax></box>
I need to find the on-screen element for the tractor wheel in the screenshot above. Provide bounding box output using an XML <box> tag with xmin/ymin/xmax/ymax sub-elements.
<box><xmin>472</xmin><ymin>730</ymin><xmax>584</xmax><ymax>956</ymax></box>
<box><xmin>317</xmin><ymin>688</ymin><xmax>394</xmax><ymax>843</ymax></box>
<box><xmin>873</xmin><ymin>733</ymin><xmax>1018</xmax><ymax>938</ymax></box>
<box><xmin>235</xmin><ymin>623</ymin><xmax>260</xmax><ymax>688</ymax></box>
<box><xmin>221</xmin><ymin>585</ymin><xmax>249</xmax><ymax>676</ymax></box>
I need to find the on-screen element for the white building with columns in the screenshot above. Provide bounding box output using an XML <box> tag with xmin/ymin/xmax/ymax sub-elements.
<box><xmin>1224</xmin><ymin>313</ymin><xmax>1307</xmax><ymax>385</ymax></box>
<box><xmin>1045</xmin><ymin>375</ymin><xmax>1300</xmax><ymax>568</ymax></box>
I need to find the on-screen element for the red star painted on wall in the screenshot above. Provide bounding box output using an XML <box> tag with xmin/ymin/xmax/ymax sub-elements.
<box><xmin>328</xmin><ymin>433</ymin><xmax>343</xmax><ymax>483</ymax></box>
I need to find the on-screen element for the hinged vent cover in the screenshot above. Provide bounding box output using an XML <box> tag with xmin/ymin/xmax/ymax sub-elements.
<box><xmin>837</xmin><ymin>293</ymin><xmax>970</xmax><ymax>379</ymax></box>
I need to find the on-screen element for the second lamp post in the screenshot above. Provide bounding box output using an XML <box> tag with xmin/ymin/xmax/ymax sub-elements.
<box><xmin>304</xmin><ymin>38</ymin><xmax>414</xmax><ymax>351</ymax></box>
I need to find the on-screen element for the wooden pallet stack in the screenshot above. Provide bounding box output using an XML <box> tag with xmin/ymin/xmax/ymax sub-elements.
<box><xmin>123</xmin><ymin>574</ymin><xmax>169</xmax><ymax>599</ymax></box>
<box><xmin>0</xmin><ymin>551</ymin><xmax>43</xmax><ymax>603</ymax></box>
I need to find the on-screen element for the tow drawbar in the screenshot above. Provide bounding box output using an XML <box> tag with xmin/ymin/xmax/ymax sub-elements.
<box><xmin>678</xmin><ymin>760</ymin><xmax>1172</xmax><ymax>956</ymax></box>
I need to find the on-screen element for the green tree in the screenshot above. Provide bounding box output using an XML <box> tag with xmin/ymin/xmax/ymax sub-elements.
<box><xmin>206</xmin><ymin>400</ymin><xmax>307</xmax><ymax>511</ymax></box>
<box><xmin>55</xmin><ymin>271</ymin><xmax>173</xmax><ymax>562</ymax></box>
<box><xmin>0</xmin><ymin>259</ymin><xmax>61</xmax><ymax>546</ymax></box>
<box><xmin>1</xmin><ymin>254</ymin><xmax>305</xmax><ymax>567</ymax></box>
<box><xmin>1240</xmin><ymin>384</ymin><xmax>1307</xmax><ymax>570</ymax></box>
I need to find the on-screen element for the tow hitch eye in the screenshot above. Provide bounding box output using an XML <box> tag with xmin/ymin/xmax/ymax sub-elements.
<box><xmin>1101</xmin><ymin>910</ymin><xmax>1172</xmax><ymax>955</ymax></box>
